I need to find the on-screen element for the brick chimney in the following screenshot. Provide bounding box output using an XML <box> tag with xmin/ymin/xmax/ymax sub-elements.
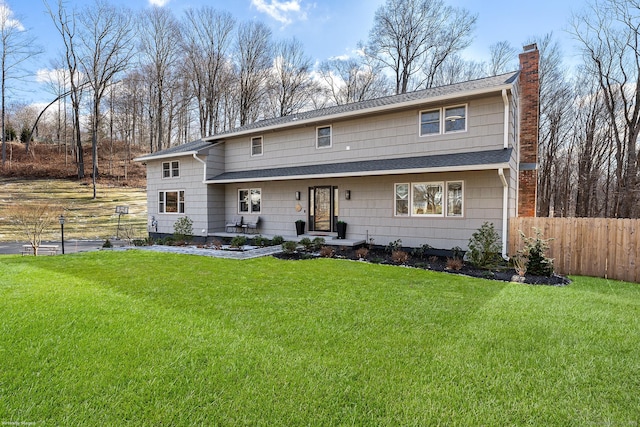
<box><xmin>517</xmin><ymin>44</ymin><xmax>539</xmax><ymax>217</ymax></box>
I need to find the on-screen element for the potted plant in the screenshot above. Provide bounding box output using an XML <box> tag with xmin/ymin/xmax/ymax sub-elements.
<box><xmin>336</xmin><ymin>220</ymin><xmax>347</xmax><ymax>239</ymax></box>
<box><xmin>295</xmin><ymin>219</ymin><xmax>306</xmax><ymax>236</ymax></box>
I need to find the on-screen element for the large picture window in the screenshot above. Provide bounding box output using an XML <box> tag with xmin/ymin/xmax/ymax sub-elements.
<box><xmin>316</xmin><ymin>125</ymin><xmax>332</xmax><ymax>149</ymax></box>
<box><xmin>159</xmin><ymin>190</ymin><xmax>185</xmax><ymax>213</ymax></box>
<box><xmin>162</xmin><ymin>161</ymin><xmax>180</xmax><ymax>178</ymax></box>
<box><xmin>238</xmin><ymin>188</ymin><xmax>261</xmax><ymax>213</ymax></box>
<box><xmin>395</xmin><ymin>181</ymin><xmax>464</xmax><ymax>217</ymax></box>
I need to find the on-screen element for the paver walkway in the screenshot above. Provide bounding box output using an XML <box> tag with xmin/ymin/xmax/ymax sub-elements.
<box><xmin>117</xmin><ymin>244</ymin><xmax>283</xmax><ymax>260</ymax></box>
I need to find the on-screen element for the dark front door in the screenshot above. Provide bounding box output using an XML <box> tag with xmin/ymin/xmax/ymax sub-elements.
<box><xmin>309</xmin><ymin>186</ymin><xmax>338</xmax><ymax>232</ymax></box>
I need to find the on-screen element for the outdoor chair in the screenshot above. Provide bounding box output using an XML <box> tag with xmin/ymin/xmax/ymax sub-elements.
<box><xmin>244</xmin><ymin>216</ymin><xmax>260</xmax><ymax>234</ymax></box>
<box><xmin>225</xmin><ymin>216</ymin><xmax>243</xmax><ymax>233</ymax></box>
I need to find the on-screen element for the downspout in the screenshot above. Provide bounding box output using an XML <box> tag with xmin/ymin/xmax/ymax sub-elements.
<box><xmin>502</xmin><ymin>89</ymin><xmax>509</xmax><ymax>149</ymax></box>
<box><xmin>192</xmin><ymin>153</ymin><xmax>207</xmax><ymax>183</ymax></box>
<box><xmin>498</xmin><ymin>168</ymin><xmax>509</xmax><ymax>259</ymax></box>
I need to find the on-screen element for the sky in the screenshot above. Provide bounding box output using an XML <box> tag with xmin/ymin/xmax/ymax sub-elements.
<box><xmin>6</xmin><ymin>0</ymin><xmax>589</xmax><ymax>106</ymax></box>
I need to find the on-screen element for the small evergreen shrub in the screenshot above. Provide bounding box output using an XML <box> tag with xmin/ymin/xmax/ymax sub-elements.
<box><xmin>173</xmin><ymin>216</ymin><xmax>193</xmax><ymax>243</ymax></box>
<box><xmin>282</xmin><ymin>241</ymin><xmax>298</xmax><ymax>254</ymax></box>
<box><xmin>311</xmin><ymin>237</ymin><xmax>325</xmax><ymax>251</ymax></box>
<box><xmin>519</xmin><ymin>228</ymin><xmax>554</xmax><ymax>277</ymax></box>
<box><xmin>230</xmin><ymin>235</ymin><xmax>247</xmax><ymax>249</ymax></box>
<box><xmin>272</xmin><ymin>235</ymin><xmax>284</xmax><ymax>245</ymax></box>
<box><xmin>102</xmin><ymin>239</ymin><xmax>112</xmax><ymax>248</ymax></box>
<box><xmin>467</xmin><ymin>222</ymin><xmax>502</xmax><ymax>269</ymax></box>
<box><xmin>252</xmin><ymin>235</ymin><xmax>270</xmax><ymax>247</ymax></box>
<box><xmin>385</xmin><ymin>239</ymin><xmax>402</xmax><ymax>253</ymax></box>
<box><xmin>299</xmin><ymin>237</ymin><xmax>313</xmax><ymax>251</ymax></box>
<box><xmin>411</xmin><ymin>243</ymin><xmax>432</xmax><ymax>259</ymax></box>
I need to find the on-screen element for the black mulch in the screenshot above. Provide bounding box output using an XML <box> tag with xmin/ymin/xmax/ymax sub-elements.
<box><xmin>273</xmin><ymin>247</ymin><xmax>570</xmax><ymax>286</ymax></box>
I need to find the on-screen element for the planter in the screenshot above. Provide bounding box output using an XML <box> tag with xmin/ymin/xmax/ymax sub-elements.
<box><xmin>336</xmin><ymin>222</ymin><xmax>347</xmax><ymax>239</ymax></box>
<box><xmin>295</xmin><ymin>221</ymin><xmax>306</xmax><ymax>236</ymax></box>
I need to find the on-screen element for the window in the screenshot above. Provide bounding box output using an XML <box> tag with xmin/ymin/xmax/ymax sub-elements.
<box><xmin>419</xmin><ymin>104</ymin><xmax>467</xmax><ymax>136</ymax></box>
<box><xmin>238</xmin><ymin>188</ymin><xmax>261</xmax><ymax>214</ymax></box>
<box><xmin>159</xmin><ymin>190</ymin><xmax>185</xmax><ymax>213</ymax></box>
<box><xmin>162</xmin><ymin>161</ymin><xmax>180</xmax><ymax>178</ymax></box>
<box><xmin>447</xmin><ymin>181</ymin><xmax>464</xmax><ymax>217</ymax></box>
<box><xmin>444</xmin><ymin>105</ymin><xmax>466</xmax><ymax>133</ymax></box>
<box><xmin>395</xmin><ymin>183</ymin><xmax>409</xmax><ymax>216</ymax></box>
<box><xmin>420</xmin><ymin>110</ymin><xmax>440</xmax><ymax>136</ymax></box>
<box><xmin>316</xmin><ymin>125</ymin><xmax>332</xmax><ymax>148</ymax></box>
<box><xmin>251</xmin><ymin>136</ymin><xmax>263</xmax><ymax>156</ymax></box>
<box><xmin>395</xmin><ymin>181</ymin><xmax>464</xmax><ymax>217</ymax></box>
<box><xmin>412</xmin><ymin>182</ymin><xmax>443</xmax><ymax>216</ymax></box>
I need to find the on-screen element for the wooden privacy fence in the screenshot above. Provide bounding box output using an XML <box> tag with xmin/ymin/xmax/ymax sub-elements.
<box><xmin>508</xmin><ymin>217</ymin><xmax>640</xmax><ymax>283</ymax></box>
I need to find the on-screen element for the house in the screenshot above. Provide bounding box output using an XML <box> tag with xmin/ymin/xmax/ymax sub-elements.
<box><xmin>135</xmin><ymin>45</ymin><xmax>539</xmax><ymax>257</ymax></box>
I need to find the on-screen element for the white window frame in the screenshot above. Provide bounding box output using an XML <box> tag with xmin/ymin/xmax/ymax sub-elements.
<box><xmin>394</xmin><ymin>180</ymin><xmax>464</xmax><ymax>218</ymax></box>
<box><xmin>418</xmin><ymin>104</ymin><xmax>468</xmax><ymax>137</ymax></box>
<box><xmin>444</xmin><ymin>104</ymin><xmax>467</xmax><ymax>134</ymax></box>
<box><xmin>316</xmin><ymin>125</ymin><xmax>332</xmax><ymax>149</ymax></box>
<box><xmin>446</xmin><ymin>181</ymin><xmax>464</xmax><ymax>217</ymax></box>
<box><xmin>162</xmin><ymin>160</ymin><xmax>180</xmax><ymax>179</ymax></box>
<box><xmin>251</xmin><ymin>136</ymin><xmax>263</xmax><ymax>157</ymax></box>
<box><xmin>419</xmin><ymin>108</ymin><xmax>441</xmax><ymax>137</ymax></box>
<box><xmin>158</xmin><ymin>190</ymin><xmax>185</xmax><ymax>214</ymax></box>
<box><xmin>238</xmin><ymin>188</ymin><xmax>262</xmax><ymax>214</ymax></box>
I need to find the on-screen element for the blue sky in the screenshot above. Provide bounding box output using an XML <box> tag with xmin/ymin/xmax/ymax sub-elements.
<box><xmin>7</xmin><ymin>0</ymin><xmax>588</xmax><ymax>105</ymax></box>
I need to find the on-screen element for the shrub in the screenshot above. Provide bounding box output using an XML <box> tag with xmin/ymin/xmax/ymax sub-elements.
<box><xmin>272</xmin><ymin>235</ymin><xmax>284</xmax><ymax>245</ymax></box>
<box><xmin>467</xmin><ymin>222</ymin><xmax>502</xmax><ymax>269</ymax></box>
<box><xmin>391</xmin><ymin>250</ymin><xmax>409</xmax><ymax>264</ymax></box>
<box><xmin>385</xmin><ymin>239</ymin><xmax>402</xmax><ymax>253</ymax></box>
<box><xmin>102</xmin><ymin>239</ymin><xmax>112</xmax><ymax>248</ymax></box>
<box><xmin>210</xmin><ymin>239</ymin><xmax>223</xmax><ymax>250</ymax></box>
<box><xmin>319</xmin><ymin>246</ymin><xmax>335</xmax><ymax>258</ymax></box>
<box><xmin>446</xmin><ymin>257</ymin><xmax>463</xmax><ymax>270</ymax></box>
<box><xmin>511</xmin><ymin>254</ymin><xmax>527</xmax><ymax>277</ymax></box>
<box><xmin>282</xmin><ymin>241</ymin><xmax>298</xmax><ymax>254</ymax></box>
<box><xmin>173</xmin><ymin>216</ymin><xmax>193</xmax><ymax>243</ymax></box>
<box><xmin>519</xmin><ymin>228</ymin><xmax>554</xmax><ymax>277</ymax></box>
<box><xmin>252</xmin><ymin>235</ymin><xmax>270</xmax><ymax>247</ymax></box>
<box><xmin>355</xmin><ymin>247</ymin><xmax>369</xmax><ymax>260</ymax></box>
<box><xmin>299</xmin><ymin>237</ymin><xmax>313</xmax><ymax>251</ymax></box>
<box><xmin>311</xmin><ymin>237</ymin><xmax>326</xmax><ymax>251</ymax></box>
<box><xmin>411</xmin><ymin>243</ymin><xmax>432</xmax><ymax>259</ymax></box>
<box><xmin>230</xmin><ymin>235</ymin><xmax>247</xmax><ymax>249</ymax></box>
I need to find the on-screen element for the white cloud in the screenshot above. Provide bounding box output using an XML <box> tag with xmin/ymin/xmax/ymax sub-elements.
<box><xmin>251</xmin><ymin>0</ymin><xmax>306</xmax><ymax>25</ymax></box>
<box><xmin>0</xmin><ymin>2</ymin><xmax>24</xmax><ymax>31</ymax></box>
<box><xmin>148</xmin><ymin>0</ymin><xmax>170</xmax><ymax>6</ymax></box>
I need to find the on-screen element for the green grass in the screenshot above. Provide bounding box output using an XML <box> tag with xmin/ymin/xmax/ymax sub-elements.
<box><xmin>0</xmin><ymin>178</ymin><xmax>147</xmax><ymax>241</ymax></box>
<box><xmin>1</xmin><ymin>252</ymin><xmax>639</xmax><ymax>425</ymax></box>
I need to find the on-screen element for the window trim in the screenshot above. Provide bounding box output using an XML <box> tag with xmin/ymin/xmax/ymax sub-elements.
<box><xmin>238</xmin><ymin>188</ymin><xmax>262</xmax><ymax>214</ymax></box>
<box><xmin>162</xmin><ymin>160</ymin><xmax>180</xmax><ymax>179</ymax></box>
<box><xmin>158</xmin><ymin>190</ymin><xmax>185</xmax><ymax>214</ymax></box>
<box><xmin>394</xmin><ymin>180</ymin><xmax>464</xmax><ymax>218</ymax></box>
<box><xmin>316</xmin><ymin>125</ymin><xmax>332</xmax><ymax>149</ymax></box>
<box><xmin>418</xmin><ymin>104</ymin><xmax>468</xmax><ymax>137</ymax></box>
<box><xmin>251</xmin><ymin>135</ymin><xmax>263</xmax><ymax>157</ymax></box>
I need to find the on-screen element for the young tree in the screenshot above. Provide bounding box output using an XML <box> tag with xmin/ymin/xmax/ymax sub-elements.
<box><xmin>77</xmin><ymin>0</ymin><xmax>136</xmax><ymax>199</ymax></box>
<box><xmin>0</xmin><ymin>2</ymin><xmax>41</xmax><ymax>166</ymax></box>
<box><xmin>6</xmin><ymin>203</ymin><xmax>61</xmax><ymax>256</ymax></box>
<box><xmin>366</xmin><ymin>0</ymin><xmax>476</xmax><ymax>94</ymax></box>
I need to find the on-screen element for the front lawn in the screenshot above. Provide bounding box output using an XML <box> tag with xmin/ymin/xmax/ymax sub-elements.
<box><xmin>1</xmin><ymin>251</ymin><xmax>638</xmax><ymax>425</ymax></box>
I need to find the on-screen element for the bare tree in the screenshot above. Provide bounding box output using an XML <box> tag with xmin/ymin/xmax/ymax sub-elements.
<box><xmin>0</xmin><ymin>2</ymin><xmax>41</xmax><ymax>166</ymax></box>
<box><xmin>366</xmin><ymin>0</ymin><xmax>476</xmax><ymax>94</ymax></box>
<box><xmin>318</xmin><ymin>53</ymin><xmax>390</xmax><ymax>105</ymax></box>
<box><xmin>182</xmin><ymin>7</ymin><xmax>235</xmax><ymax>137</ymax></box>
<box><xmin>431</xmin><ymin>54</ymin><xmax>485</xmax><ymax>87</ymax></box>
<box><xmin>138</xmin><ymin>6</ymin><xmax>182</xmax><ymax>152</ymax></box>
<box><xmin>571</xmin><ymin>0</ymin><xmax>640</xmax><ymax>218</ymax></box>
<box><xmin>5</xmin><ymin>202</ymin><xmax>61</xmax><ymax>256</ymax></box>
<box><xmin>488</xmin><ymin>41</ymin><xmax>517</xmax><ymax>76</ymax></box>
<box><xmin>77</xmin><ymin>0</ymin><xmax>136</xmax><ymax>198</ymax></box>
<box><xmin>235</xmin><ymin>20</ymin><xmax>273</xmax><ymax>126</ymax></box>
<box><xmin>266</xmin><ymin>37</ymin><xmax>316</xmax><ymax>117</ymax></box>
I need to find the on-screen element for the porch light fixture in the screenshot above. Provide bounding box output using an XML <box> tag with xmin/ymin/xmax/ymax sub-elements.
<box><xmin>295</xmin><ymin>191</ymin><xmax>301</xmax><ymax>200</ymax></box>
<box><xmin>345</xmin><ymin>190</ymin><xmax>351</xmax><ymax>200</ymax></box>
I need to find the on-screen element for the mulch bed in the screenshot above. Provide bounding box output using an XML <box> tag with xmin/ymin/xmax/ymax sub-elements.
<box><xmin>274</xmin><ymin>247</ymin><xmax>570</xmax><ymax>286</ymax></box>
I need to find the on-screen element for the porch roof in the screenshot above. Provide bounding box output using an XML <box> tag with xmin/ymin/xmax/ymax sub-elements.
<box><xmin>206</xmin><ymin>148</ymin><xmax>513</xmax><ymax>184</ymax></box>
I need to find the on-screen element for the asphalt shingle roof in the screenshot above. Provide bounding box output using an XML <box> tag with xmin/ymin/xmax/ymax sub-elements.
<box><xmin>208</xmin><ymin>148</ymin><xmax>513</xmax><ymax>183</ymax></box>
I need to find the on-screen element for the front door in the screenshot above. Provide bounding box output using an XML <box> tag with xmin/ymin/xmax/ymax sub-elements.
<box><xmin>309</xmin><ymin>186</ymin><xmax>339</xmax><ymax>232</ymax></box>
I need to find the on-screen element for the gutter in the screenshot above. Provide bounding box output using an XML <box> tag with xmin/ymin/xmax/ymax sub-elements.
<box><xmin>502</xmin><ymin>89</ymin><xmax>509</xmax><ymax>149</ymax></box>
<box><xmin>497</xmin><ymin>168</ymin><xmax>509</xmax><ymax>259</ymax></box>
<box><xmin>192</xmin><ymin>153</ymin><xmax>207</xmax><ymax>183</ymax></box>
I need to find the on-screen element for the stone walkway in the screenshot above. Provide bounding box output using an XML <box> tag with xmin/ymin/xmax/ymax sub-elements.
<box><xmin>116</xmin><ymin>244</ymin><xmax>283</xmax><ymax>260</ymax></box>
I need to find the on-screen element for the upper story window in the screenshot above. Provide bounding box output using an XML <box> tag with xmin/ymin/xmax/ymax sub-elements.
<box><xmin>251</xmin><ymin>136</ymin><xmax>263</xmax><ymax>157</ymax></box>
<box><xmin>238</xmin><ymin>188</ymin><xmax>261</xmax><ymax>214</ymax></box>
<box><xmin>159</xmin><ymin>190</ymin><xmax>185</xmax><ymax>214</ymax></box>
<box><xmin>316</xmin><ymin>125</ymin><xmax>332</xmax><ymax>149</ymax></box>
<box><xmin>419</xmin><ymin>104</ymin><xmax>467</xmax><ymax>136</ymax></box>
<box><xmin>162</xmin><ymin>161</ymin><xmax>180</xmax><ymax>179</ymax></box>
